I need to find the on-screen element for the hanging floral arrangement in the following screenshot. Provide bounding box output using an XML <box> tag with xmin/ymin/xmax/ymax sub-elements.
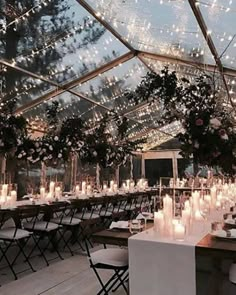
<box><xmin>125</xmin><ymin>68</ymin><xmax>236</xmax><ymax>175</ymax></box>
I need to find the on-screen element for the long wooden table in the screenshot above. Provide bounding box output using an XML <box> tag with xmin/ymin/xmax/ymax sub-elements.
<box><xmin>92</xmin><ymin>226</ymin><xmax>236</xmax><ymax>295</ymax></box>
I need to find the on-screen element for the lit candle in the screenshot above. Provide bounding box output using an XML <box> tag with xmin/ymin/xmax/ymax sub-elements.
<box><xmin>82</xmin><ymin>181</ymin><xmax>86</xmax><ymax>194</ymax></box>
<box><xmin>75</xmin><ymin>185</ymin><xmax>80</xmax><ymax>197</ymax></box>
<box><xmin>174</xmin><ymin>223</ymin><xmax>185</xmax><ymax>241</ymax></box>
<box><xmin>126</xmin><ymin>179</ymin><xmax>130</xmax><ymax>190</ymax></box>
<box><xmin>184</xmin><ymin>200</ymin><xmax>191</xmax><ymax>209</ymax></box>
<box><xmin>1</xmin><ymin>184</ymin><xmax>8</xmax><ymax>198</ymax></box>
<box><xmin>113</xmin><ymin>184</ymin><xmax>118</xmax><ymax>192</ymax></box>
<box><xmin>192</xmin><ymin>191</ymin><xmax>200</xmax><ymax>212</ymax></box>
<box><xmin>87</xmin><ymin>185</ymin><xmax>92</xmax><ymax>194</ymax></box>
<box><xmin>110</xmin><ymin>180</ymin><xmax>114</xmax><ymax>191</ymax></box>
<box><xmin>10</xmin><ymin>190</ymin><xmax>17</xmax><ymax>203</ymax></box>
<box><xmin>163</xmin><ymin>195</ymin><xmax>173</xmax><ymax>235</ymax></box>
<box><xmin>55</xmin><ymin>186</ymin><xmax>61</xmax><ymax>198</ymax></box>
<box><xmin>204</xmin><ymin>194</ymin><xmax>211</xmax><ymax>205</ymax></box>
<box><xmin>154</xmin><ymin>211</ymin><xmax>164</xmax><ymax>234</ymax></box>
<box><xmin>194</xmin><ymin>210</ymin><xmax>204</xmax><ymax>221</ymax></box>
<box><xmin>49</xmin><ymin>181</ymin><xmax>55</xmax><ymax>195</ymax></box>
<box><xmin>40</xmin><ymin>187</ymin><xmax>45</xmax><ymax>200</ymax></box>
<box><xmin>211</xmin><ymin>186</ymin><xmax>217</xmax><ymax>209</ymax></box>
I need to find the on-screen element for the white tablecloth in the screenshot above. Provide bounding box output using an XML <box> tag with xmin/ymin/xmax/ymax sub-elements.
<box><xmin>128</xmin><ymin>224</ymin><xmax>211</xmax><ymax>295</ymax></box>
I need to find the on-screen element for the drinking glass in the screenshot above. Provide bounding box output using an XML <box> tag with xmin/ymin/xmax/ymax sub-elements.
<box><xmin>129</xmin><ymin>220</ymin><xmax>142</xmax><ymax>234</ymax></box>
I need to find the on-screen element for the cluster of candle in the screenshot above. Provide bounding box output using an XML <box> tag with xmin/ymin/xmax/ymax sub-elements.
<box><xmin>169</xmin><ymin>178</ymin><xmax>187</xmax><ymax>188</ymax></box>
<box><xmin>0</xmin><ymin>184</ymin><xmax>17</xmax><ymax>206</ymax></box>
<box><xmin>39</xmin><ymin>181</ymin><xmax>62</xmax><ymax>201</ymax></box>
<box><xmin>136</xmin><ymin>178</ymin><xmax>148</xmax><ymax>191</ymax></box>
<box><xmin>154</xmin><ymin>183</ymin><xmax>236</xmax><ymax>241</ymax></box>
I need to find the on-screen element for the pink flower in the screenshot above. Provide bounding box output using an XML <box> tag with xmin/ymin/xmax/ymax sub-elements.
<box><xmin>195</xmin><ymin>118</ymin><xmax>203</xmax><ymax>126</ymax></box>
<box><xmin>219</xmin><ymin>129</ymin><xmax>229</xmax><ymax>140</ymax></box>
<box><xmin>219</xmin><ymin>129</ymin><xmax>226</xmax><ymax>136</ymax></box>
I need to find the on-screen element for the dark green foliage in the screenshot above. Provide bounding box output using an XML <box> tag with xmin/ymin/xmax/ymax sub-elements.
<box><xmin>126</xmin><ymin>68</ymin><xmax>236</xmax><ymax>175</ymax></box>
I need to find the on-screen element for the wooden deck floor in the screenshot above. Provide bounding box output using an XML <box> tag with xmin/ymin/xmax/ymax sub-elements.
<box><xmin>0</xmin><ymin>251</ymin><xmax>126</xmax><ymax>295</ymax></box>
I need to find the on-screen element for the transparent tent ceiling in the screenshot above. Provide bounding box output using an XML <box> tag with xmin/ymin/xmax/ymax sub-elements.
<box><xmin>0</xmin><ymin>0</ymin><xmax>235</xmax><ymax>150</ymax></box>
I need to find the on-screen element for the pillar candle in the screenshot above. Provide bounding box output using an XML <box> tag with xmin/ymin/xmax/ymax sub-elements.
<box><xmin>1</xmin><ymin>184</ymin><xmax>8</xmax><ymax>198</ymax></box>
<box><xmin>192</xmin><ymin>191</ymin><xmax>200</xmax><ymax>212</ymax></box>
<box><xmin>49</xmin><ymin>181</ymin><xmax>55</xmax><ymax>195</ymax></box>
<box><xmin>55</xmin><ymin>186</ymin><xmax>61</xmax><ymax>198</ymax></box>
<box><xmin>154</xmin><ymin>211</ymin><xmax>164</xmax><ymax>234</ymax></box>
<box><xmin>113</xmin><ymin>184</ymin><xmax>118</xmax><ymax>192</ymax></box>
<box><xmin>126</xmin><ymin>180</ymin><xmax>130</xmax><ymax>190</ymax></box>
<box><xmin>110</xmin><ymin>180</ymin><xmax>114</xmax><ymax>191</ymax></box>
<box><xmin>211</xmin><ymin>186</ymin><xmax>217</xmax><ymax>209</ymax></box>
<box><xmin>103</xmin><ymin>184</ymin><xmax>107</xmax><ymax>192</ymax></box>
<box><xmin>10</xmin><ymin>190</ymin><xmax>17</xmax><ymax>202</ymax></box>
<box><xmin>173</xmin><ymin>223</ymin><xmax>185</xmax><ymax>241</ymax></box>
<box><xmin>82</xmin><ymin>181</ymin><xmax>86</xmax><ymax>194</ymax></box>
<box><xmin>40</xmin><ymin>187</ymin><xmax>45</xmax><ymax>199</ymax></box>
<box><xmin>75</xmin><ymin>185</ymin><xmax>80</xmax><ymax>197</ymax></box>
<box><xmin>87</xmin><ymin>185</ymin><xmax>92</xmax><ymax>194</ymax></box>
<box><xmin>194</xmin><ymin>210</ymin><xmax>204</xmax><ymax>221</ymax></box>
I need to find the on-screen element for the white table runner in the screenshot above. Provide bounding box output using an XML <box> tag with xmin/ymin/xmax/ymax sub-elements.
<box><xmin>129</xmin><ymin>224</ymin><xmax>211</xmax><ymax>295</ymax></box>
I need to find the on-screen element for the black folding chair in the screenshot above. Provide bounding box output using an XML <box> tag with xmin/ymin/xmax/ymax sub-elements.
<box><xmin>0</xmin><ymin>209</ymin><xmax>35</xmax><ymax>280</ymax></box>
<box><xmin>85</xmin><ymin>241</ymin><xmax>129</xmax><ymax>295</ymax></box>
<box><xmin>22</xmin><ymin>205</ymin><xmax>64</xmax><ymax>266</ymax></box>
<box><xmin>73</xmin><ymin>199</ymin><xmax>102</xmax><ymax>248</ymax></box>
<box><xmin>49</xmin><ymin>201</ymin><xmax>83</xmax><ymax>255</ymax></box>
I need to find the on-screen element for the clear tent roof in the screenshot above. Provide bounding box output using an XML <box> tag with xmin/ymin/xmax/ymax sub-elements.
<box><xmin>0</xmin><ymin>0</ymin><xmax>235</xmax><ymax>150</ymax></box>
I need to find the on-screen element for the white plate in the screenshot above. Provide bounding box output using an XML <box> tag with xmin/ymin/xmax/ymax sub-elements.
<box><xmin>224</xmin><ymin>219</ymin><xmax>236</xmax><ymax>226</ymax></box>
<box><xmin>211</xmin><ymin>229</ymin><xmax>236</xmax><ymax>239</ymax></box>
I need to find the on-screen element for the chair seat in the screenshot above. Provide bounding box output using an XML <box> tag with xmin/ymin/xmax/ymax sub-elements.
<box><xmin>51</xmin><ymin>217</ymin><xmax>81</xmax><ymax>226</ymax></box>
<box><xmin>74</xmin><ymin>212</ymin><xmax>100</xmax><ymax>220</ymax></box>
<box><xmin>0</xmin><ymin>228</ymin><xmax>31</xmax><ymax>240</ymax></box>
<box><xmin>109</xmin><ymin>208</ymin><xmax>125</xmax><ymax>213</ymax></box>
<box><xmin>24</xmin><ymin>221</ymin><xmax>60</xmax><ymax>232</ymax></box>
<box><xmin>98</xmin><ymin>210</ymin><xmax>112</xmax><ymax>217</ymax></box>
<box><xmin>91</xmin><ymin>248</ymin><xmax>128</xmax><ymax>268</ymax></box>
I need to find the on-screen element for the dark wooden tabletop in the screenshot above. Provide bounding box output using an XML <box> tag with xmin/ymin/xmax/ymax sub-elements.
<box><xmin>92</xmin><ymin>222</ymin><xmax>153</xmax><ymax>247</ymax></box>
<box><xmin>196</xmin><ymin>234</ymin><xmax>236</xmax><ymax>259</ymax></box>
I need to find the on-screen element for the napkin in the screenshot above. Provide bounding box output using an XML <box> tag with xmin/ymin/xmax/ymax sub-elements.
<box><xmin>110</xmin><ymin>221</ymin><xmax>129</xmax><ymax>229</ymax></box>
<box><xmin>136</xmin><ymin>212</ymin><xmax>153</xmax><ymax>220</ymax></box>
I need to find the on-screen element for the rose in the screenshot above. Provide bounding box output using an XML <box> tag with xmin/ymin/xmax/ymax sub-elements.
<box><xmin>195</xmin><ymin>118</ymin><xmax>203</xmax><ymax>126</ymax></box>
<box><xmin>210</xmin><ymin>118</ymin><xmax>221</xmax><ymax>129</ymax></box>
<box><xmin>219</xmin><ymin>129</ymin><xmax>229</xmax><ymax>140</ymax></box>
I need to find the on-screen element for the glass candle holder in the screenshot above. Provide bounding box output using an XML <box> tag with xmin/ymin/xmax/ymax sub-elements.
<box><xmin>173</xmin><ymin>223</ymin><xmax>186</xmax><ymax>241</ymax></box>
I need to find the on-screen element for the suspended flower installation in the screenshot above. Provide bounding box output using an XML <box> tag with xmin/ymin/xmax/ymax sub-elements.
<box><xmin>2</xmin><ymin>101</ymin><xmax>143</xmax><ymax>168</ymax></box>
<box><xmin>126</xmin><ymin>67</ymin><xmax>236</xmax><ymax>175</ymax></box>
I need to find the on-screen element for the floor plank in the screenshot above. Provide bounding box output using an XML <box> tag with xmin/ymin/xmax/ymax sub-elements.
<box><xmin>0</xmin><ymin>251</ymin><xmax>126</xmax><ymax>295</ymax></box>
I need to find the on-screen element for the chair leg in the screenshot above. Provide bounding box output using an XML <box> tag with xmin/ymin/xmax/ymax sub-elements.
<box><xmin>15</xmin><ymin>238</ymin><xmax>36</xmax><ymax>273</ymax></box>
<box><xmin>113</xmin><ymin>269</ymin><xmax>129</xmax><ymax>294</ymax></box>
<box><xmin>58</xmin><ymin>229</ymin><xmax>74</xmax><ymax>256</ymax></box>
<box><xmin>0</xmin><ymin>242</ymin><xmax>19</xmax><ymax>280</ymax></box>
<box><xmin>31</xmin><ymin>234</ymin><xmax>49</xmax><ymax>266</ymax></box>
<box><xmin>48</xmin><ymin>232</ymin><xmax>64</xmax><ymax>261</ymax></box>
<box><xmin>94</xmin><ymin>267</ymin><xmax>120</xmax><ymax>295</ymax></box>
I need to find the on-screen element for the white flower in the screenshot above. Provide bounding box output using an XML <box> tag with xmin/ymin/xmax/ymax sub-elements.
<box><xmin>210</xmin><ymin>118</ymin><xmax>221</xmax><ymax>129</ymax></box>
<box><xmin>221</xmin><ymin>133</ymin><xmax>229</xmax><ymax>140</ymax></box>
<box><xmin>93</xmin><ymin>151</ymin><xmax>97</xmax><ymax>157</ymax></box>
<box><xmin>194</xmin><ymin>141</ymin><xmax>199</xmax><ymax>149</ymax></box>
<box><xmin>68</xmin><ymin>142</ymin><xmax>72</xmax><ymax>146</ymax></box>
<box><xmin>54</xmin><ymin>136</ymin><xmax>59</xmax><ymax>141</ymax></box>
<box><xmin>18</xmin><ymin>154</ymin><xmax>22</xmax><ymax>159</ymax></box>
<box><xmin>58</xmin><ymin>153</ymin><xmax>62</xmax><ymax>158</ymax></box>
<box><xmin>49</xmin><ymin>145</ymin><xmax>53</xmax><ymax>151</ymax></box>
